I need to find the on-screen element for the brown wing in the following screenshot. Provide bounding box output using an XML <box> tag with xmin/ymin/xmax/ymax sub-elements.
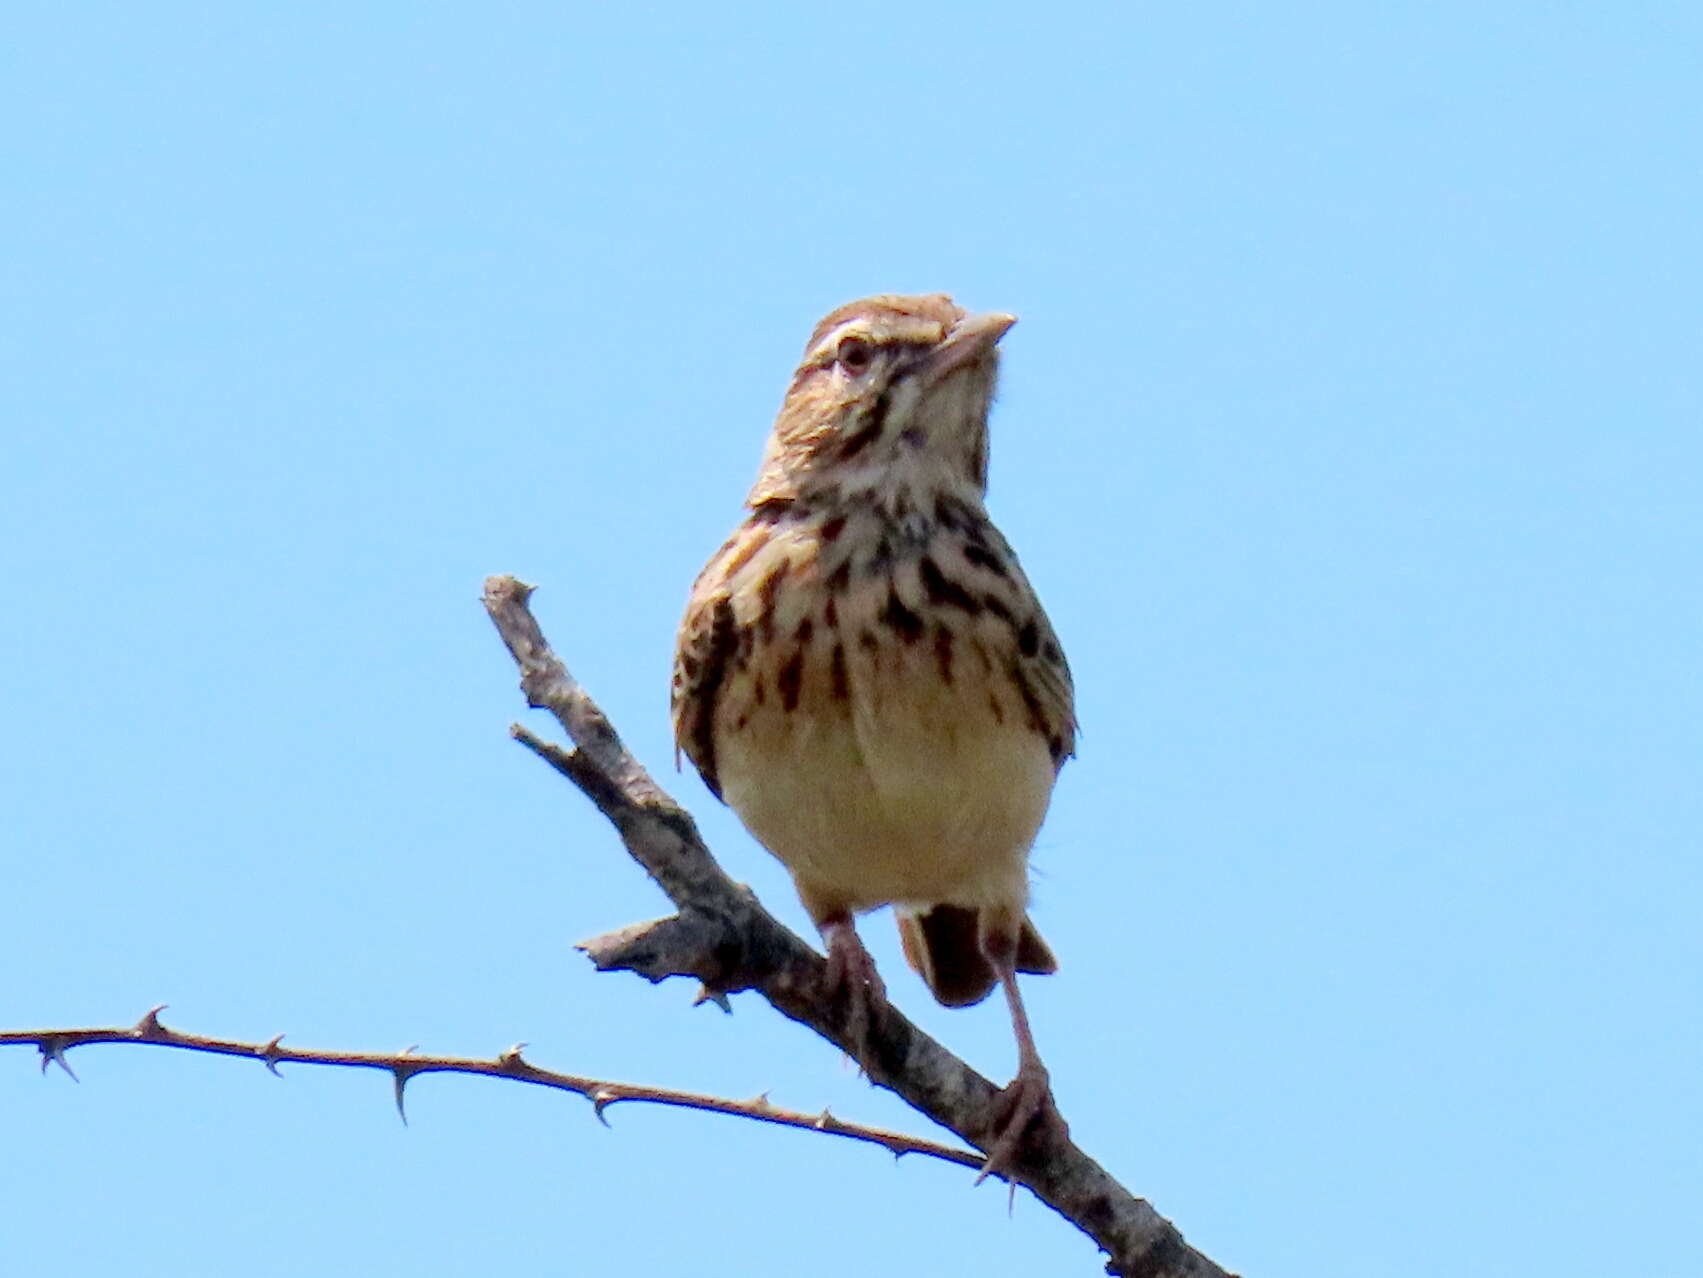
<box><xmin>670</xmin><ymin>567</ymin><xmax>739</xmax><ymax>802</ymax></box>
<box><xmin>1023</xmin><ymin>602</ymin><xmax>1077</xmax><ymax>770</ymax></box>
<box><xmin>991</xmin><ymin>527</ymin><xmax>1078</xmax><ymax>771</ymax></box>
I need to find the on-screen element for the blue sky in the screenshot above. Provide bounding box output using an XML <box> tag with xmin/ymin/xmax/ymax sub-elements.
<box><xmin>4</xmin><ymin>4</ymin><xmax>1699</xmax><ymax>1275</ymax></box>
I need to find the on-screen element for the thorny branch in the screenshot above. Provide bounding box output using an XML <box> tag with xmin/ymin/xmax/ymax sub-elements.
<box><xmin>0</xmin><ymin>1008</ymin><xmax>981</xmax><ymax>1168</ymax></box>
<box><xmin>479</xmin><ymin>575</ymin><xmax>1233</xmax><ymax>1278</ymax></box>
<box><xmin>0</xmin><ymin>577</ymin><xmax>1233</xmax><ymax>1277</ymax></box>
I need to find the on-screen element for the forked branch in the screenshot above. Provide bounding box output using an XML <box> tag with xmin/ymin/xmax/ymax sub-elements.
<box><xmin>481</xmin><ymin>575</ymin><xmax>1231</xmax><ymax>1278</ymax></box>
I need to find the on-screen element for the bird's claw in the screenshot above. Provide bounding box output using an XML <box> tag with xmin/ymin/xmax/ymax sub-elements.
<box><xmin>975</xmin><ymin>1063</ymin><xmax>1065</xmax><ymax>1185</ymax></box>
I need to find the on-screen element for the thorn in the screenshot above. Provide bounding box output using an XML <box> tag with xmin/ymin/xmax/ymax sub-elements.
<box><xmin>497</xmin><ymin>1043</ymin><xmax>528</xmax><ymax>1069</ymax></box>
<box><xmin>39</xmin><ymin>1038</ymin><xmax>78</xmax><ymax>1082</ymax></box>
<box><xmin>972</xmin><ymin>1159</ymin><xmax>1015</xmax><ymax>1191</ymax></box>
<box><xmin>392</xmin><ymin>1063</ymin><xmax>423</xmax><ymax>1126</ymax></box>
<box><xmin>134</xmin><ymin>1005</ymin><xmax>168</xmax><ymax>1036</ymax></box>
<box><xmin>258</xmin><ymin>1034</ymin><xmax>286</xmax><ymax>1077</ymax></box>
<box><xmin>692</xmin><ymin>985</ymin><xmax>732</xmax><ymax>1014</ymax></box>
<box><xmin>749</xmin><ymin>1091</ymin><xmax>772</xmax><ymax>1112</ymax></box>
<box><xmin>814</xmin><ymin>1107</ymin><xmax>834</xmax><ymax>1131</ymax></box>
<box><xmin>589</xmin><ymin>1087</ymin><xmax>619</xmax><ymax>1127</ymax></box>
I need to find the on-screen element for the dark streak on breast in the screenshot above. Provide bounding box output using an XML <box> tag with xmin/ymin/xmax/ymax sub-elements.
<box><xmin>1018</xmin><ymin>618</ymin><xmax>1040</xmax><ymax>657</ymax></box>
<box><xmin>879</xmin><ymin>587</ymin><xmax>925</xmax><ymax>643</ymax></box>
<box><xmin>831</xmin><ymin>643</ymin><xmax>849</xmax><ymax>700</ymax></box>
<box><xmin>756</xmin><ymin>561</ymin><xmax>790</xmax><ymax>640</ymax></box>
<box><xmin>934</xmin><ymin>625</ymin><xmax>955</xmax><ymax>684</ymax></box>
<box><xmin>865</xmin><ymin>536</ymin><xmax>894</xmax><ymax>576</ymax></box>
<box><xmin>778</xmin><ymin>648</ymin><xmax>804</xmax><ymax>711</ymax></box>
<box><xmin>1009</xmin><ymin>665</ymin><xmax>1069</xmax><ymax>767</ymax></box>
<box><xmin>963</xmin><ymin>543</ymin><xmax>1009</xmax><ymax>577</ymax></box>
<box><xmin>919</xmin><ymin>555</ymin><xmax>982</xmax><ymax>613</ymax></box>
<box><xmin>934</xmin><ymin>493</ymin><xmax>974</xmax><ymax>530</ymax></box>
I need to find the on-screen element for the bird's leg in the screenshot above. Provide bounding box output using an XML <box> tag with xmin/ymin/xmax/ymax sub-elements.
<box><xmin>976</xmin><ymin>928</ymin><xmax>1067</xmax><ymax>1184</ymax></box>
<box><xmin>818</xmin><ymin>911</ymin><xmax>887</xmax><ymax>1062</ymax></box>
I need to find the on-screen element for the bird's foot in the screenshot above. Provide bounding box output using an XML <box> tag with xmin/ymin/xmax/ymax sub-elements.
<box><xmin>975</xmin><ymin>1059</ymin><xmax>1066</xmax><ymax>1185</ymax></box>
<box><xmin>820</xmin><ymin>918</ymin><xmax>887</xmax><ymax>1064</ymax></box>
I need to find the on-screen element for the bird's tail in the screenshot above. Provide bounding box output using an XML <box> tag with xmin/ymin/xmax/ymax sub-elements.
<box><xmin>896</xmin><ymin>905</ymin><xmax>1057</xmax><ymax>1009</ymax></box>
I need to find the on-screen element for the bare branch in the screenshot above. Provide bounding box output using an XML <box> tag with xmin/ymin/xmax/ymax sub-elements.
<box><xmin>0</xmin><ymin>1008</ymin><xmax>982</xmax><ymax>1169</ymax></box>
<box><xmin>481</xmin><ymin>575</ymin><xmax>1234</xmax><ymax>1278</ymax></box>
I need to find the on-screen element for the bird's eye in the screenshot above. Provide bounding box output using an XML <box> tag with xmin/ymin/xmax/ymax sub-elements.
<box><xmin>836</xmin><ymin>337</ymin><xmax>874</xmax><ymax>374</ymax></box>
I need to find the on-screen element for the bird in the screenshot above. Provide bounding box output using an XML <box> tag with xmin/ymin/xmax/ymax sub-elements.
<box><xmin>671</xmin><ymin>293</ymin><xmax>1075</xmax><ymax>1175</ymax></box>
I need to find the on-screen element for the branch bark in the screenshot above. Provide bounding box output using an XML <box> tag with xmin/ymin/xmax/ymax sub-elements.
<box><xmin>483</xmin><ymin>575</ymin><xmax>1233</xmax><ymax>1278</ymax></box>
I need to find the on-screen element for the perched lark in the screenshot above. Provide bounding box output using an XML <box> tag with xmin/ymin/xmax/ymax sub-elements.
<box><xmin>671</xmin><ymin>293</ymin><xmax>1075</xmax><ymax>1174</ymax></box>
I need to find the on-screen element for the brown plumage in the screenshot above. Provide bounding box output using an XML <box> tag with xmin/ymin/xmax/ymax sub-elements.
<box><xmin>671</xmin><ymin>294</ymin><xmax>1075</xmax><ymax>1175</ymax></box>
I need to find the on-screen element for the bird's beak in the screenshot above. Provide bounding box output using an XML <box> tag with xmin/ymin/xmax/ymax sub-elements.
<box><xmin>921</xmin><ymin>311</ymin><xmax>1017</xmax><ymax>385</ymax></box>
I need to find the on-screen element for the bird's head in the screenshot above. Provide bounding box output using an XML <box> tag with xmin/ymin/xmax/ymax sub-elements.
<box><xmin>748</xmin><ymin>293</ymin><xmax>1016</xmax><ymax>511</ymax></box>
